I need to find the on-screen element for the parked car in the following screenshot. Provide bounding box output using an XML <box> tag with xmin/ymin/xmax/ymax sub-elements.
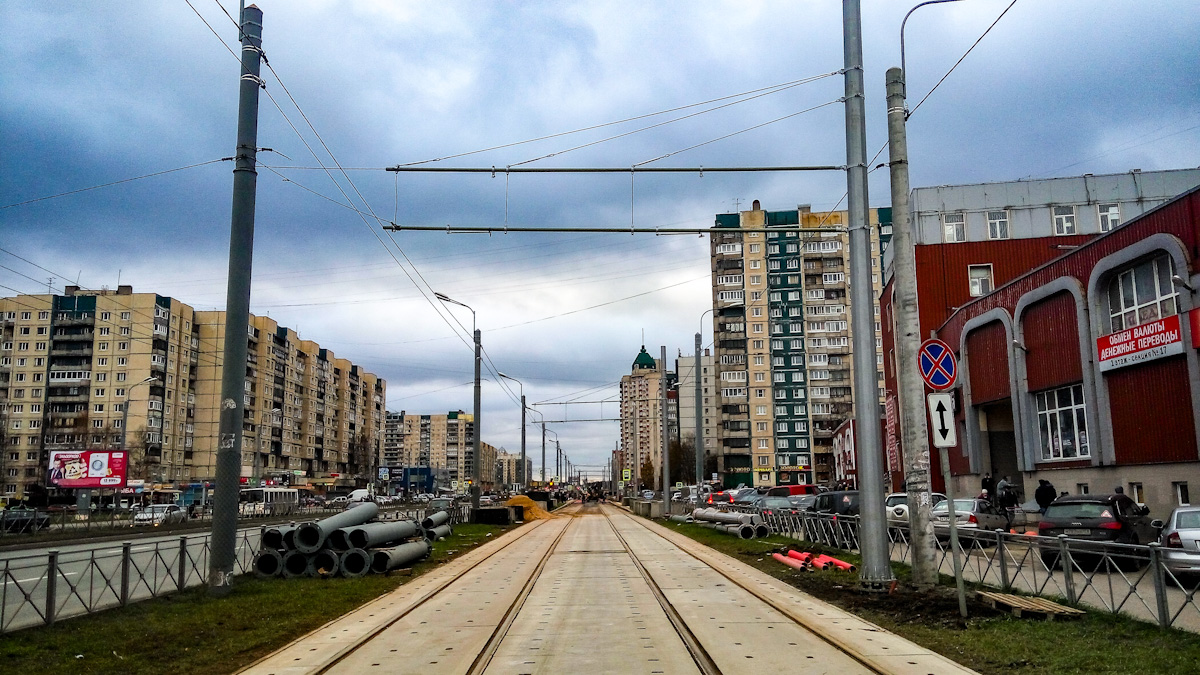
<box><xmin>1038</xmin><ymin>494</ymin><xmax>1162</xmax><ymax>569</ymax></box>
<box><xmin>705</xmin><ymin>491</ymin><xmax>734</xmax><ymax>504</ymax></box>
<box><xmin>133</xmin><ymin>504</ymin><xmax>187</xmax><ymax>527</ymax></box>
<box><xmin>479</xmin><ymin>495</ymin><xmax>494</xmax><ymax>506</ymax></box>
<box><xmin>732</xmin><ymin>489</ymin><xmax>765</xmax><ymax>508</ymax></box>
<box><xmin>788</xmin><ymin>494</ymin><xmax>818</xmax><ymax>511</ymax></box>
<box><xmin>766</xmin><ymin>484</ymin><xmax>822</xmax><ymax>498</ymax></box>
<box><xmin>1158</xmin><ymin>505</ymin><xmax>1200</xmax><ymax>578</ymax></box>
<box><xmin>931</xmin><ymin>498</ymin><xmax>1008</xmax><ymax>542</ymax></box>
<box><xmin>640</xmin><ymin>490</ymin><xmax>656</xmax><ymax>500</ymax></box>
<box><xmin>756</xmin><ymin>496</ymin><xmax>798</xmax><ymax>517</ymax></box>
<box><xmin>1</xmin><ymin>506</ymin><xmax>51</xmax><ymax>533</ymax></box>
<box><xmin>428</xmin><ymin>497</ymin><xmax>454</xmax><ymax>511</ymax></box>
<box><xmin>808</xmin><ymin>490</ymin><xmax>860</xmax><ymax>516</ymax></box>
<box><xmin>885</xmin><ymin>492</ymin><xmax>947</xmax><ymax>522</ymax></box>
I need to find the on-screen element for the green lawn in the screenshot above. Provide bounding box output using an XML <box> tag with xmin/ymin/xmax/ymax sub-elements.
<box><xmin>0</xmin><ymin>523</ymin><xmax>511</xmax><ymax>675</ymax></box>
<box><xmin>665</xmin><ymin>521</ymin><xmax>1200</xmax><ymax>675</ymax></box>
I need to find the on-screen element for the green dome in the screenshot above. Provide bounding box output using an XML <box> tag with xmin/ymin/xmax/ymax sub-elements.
<box><xmin>632</xmin><ymin>346</ymin><xmax>656</xmax><ymax>370</ymax></box>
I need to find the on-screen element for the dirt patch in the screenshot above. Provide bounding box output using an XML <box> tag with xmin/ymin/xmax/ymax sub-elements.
<box><xmin>504</xmin><ymin>495</ymin><xmax>556</xmax><ymax>520</ymax></box>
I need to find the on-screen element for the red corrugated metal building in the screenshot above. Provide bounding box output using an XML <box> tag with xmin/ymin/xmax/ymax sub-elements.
<box><xmin>927</xmin><ymin>187</ymin><xmax>1200</xmax><ymax>516</ymax></box>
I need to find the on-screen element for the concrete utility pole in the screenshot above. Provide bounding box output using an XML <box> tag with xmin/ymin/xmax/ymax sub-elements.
<box><xmin>540</xmin><ymin>421</ymin><xmax>546</xmax><ymax>484</ymax></box>
<box><xmin>694</xmin><ymin>333</ymin><xmax>703</xmax><ymax>489</ymax></box>
<box><xmin>471</xmin><ymin>328</ymin><xmax>481</xmax><ymax>510</ymax></box>
<box><xmin>519</xmin><ymin>395</ymin><xmax>526</xmax><ymax>489</ymax></box>
<box><xmin>210</xmin><ymin>4</ymin><xmax>263</xmax><ymax>597</ymax></box>
<box><xmin>843</xmin><ymin>0</ymin><xmax>894</xmax><ymax>590</ymax></box>
<box><xmin>886</xmin><ymin>67</ymin><xmax>938</xmax><ymax>588</ymax></box>
<box><xmin>660</xmin><ymin>345</ymin><xmax>670</xmax><ymax>514</ymax></box>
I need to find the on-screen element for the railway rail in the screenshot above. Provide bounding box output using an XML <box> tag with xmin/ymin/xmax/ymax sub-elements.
<box><xmin>241</xmin><ymin>502</ymin><xmax>973</xmax><ymax>674</ymax></box>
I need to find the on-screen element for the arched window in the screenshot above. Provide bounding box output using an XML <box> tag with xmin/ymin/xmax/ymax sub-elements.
<box><xmin>1106</xmin><ymin>253</ymin><xmax>1177</xmax><ymax>332</ymax></box>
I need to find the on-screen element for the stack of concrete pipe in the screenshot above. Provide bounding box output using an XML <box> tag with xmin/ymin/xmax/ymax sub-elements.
<box><xmin>253</xmin><ymin>502</ymin><xmax>445</xmax><ymax>579</ymax></box>
<box><xmin>690</xmin><ymin>508</ymin><xmax>771</xmax><ymax>539</ymax></box>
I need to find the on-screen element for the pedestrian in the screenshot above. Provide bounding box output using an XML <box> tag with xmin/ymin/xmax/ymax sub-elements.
<box><xmin>981</xmin><ymin>472</ymin><xmax>994</xmax><ymax>496</ymax></box>
<box><xmin>1034</xmin><ymin>479</ymin><xmax>1056</xmax><ymax>515</ymax></box>
<box><xmin>1114</xmin><ymin>486</ymin><xmax>1124</xmax><ymax>494</ymax></box>
<box><xmin>996</xmin><ymin>475</ymin><xmax>1010</xmax><ymax>495</ymax></box>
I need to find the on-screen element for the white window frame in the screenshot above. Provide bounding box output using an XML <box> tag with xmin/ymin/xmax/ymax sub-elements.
<box><xmin>943</xmin><ymin>212</ymin><xmax>966</xmax><ymax>242</ymax></box>
<box><xmin>1098</xmin><ymin>203</ymin><xmax>1121</xmax><ymax>232</ymax></box>
<box><xmin>968</xmin><ymin>264</ymin><xmax>994</xmax><ymax>297</ymax></box>
<box><xmin>1053</xmin><ymin>205</ymin><xmax>1077</xmax><ymax>235</ymax></box>
<box><xmin>1036</xmin><ymin>384</ymin><xmax>1089</xmax><ymax>461</ymax></box>
<box><xmin>1107</xmin><ymin>254</ymin><xmax>1177</xmax><ymax>332</ymax></box>
<box><xmin>987</xmin><ymin>210</ymin><xmax>1009</xmax><ymax>240</ymax></box>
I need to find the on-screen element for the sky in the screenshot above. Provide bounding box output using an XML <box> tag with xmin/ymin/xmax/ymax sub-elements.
<box><xmin>2</xmin><ymin>1</ymin><xmax>1198</xmax><ymax>481</ymax></box>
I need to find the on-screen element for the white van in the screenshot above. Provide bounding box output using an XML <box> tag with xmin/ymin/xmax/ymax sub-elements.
<box><xmin>346</xmin><ymin>489</ymin><xmax>373</xmax><ymax>503</ymax></box>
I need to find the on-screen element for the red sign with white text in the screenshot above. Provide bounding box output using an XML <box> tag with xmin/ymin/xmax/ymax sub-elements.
<box><xmin>1097</xmin><ymin>314</ymin><xmax>1184</xmax><ymax>372</ymax></box>
<box><xmin>47</xmin><ymin>450</ymin><xmax>128</xmax><ymax>489</ymax></box>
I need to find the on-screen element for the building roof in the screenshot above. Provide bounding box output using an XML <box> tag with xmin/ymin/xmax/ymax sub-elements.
<box><xmin>632</xmin><ymin>346</ymin><xmax>657</xmax><ymax>370</ymax></box>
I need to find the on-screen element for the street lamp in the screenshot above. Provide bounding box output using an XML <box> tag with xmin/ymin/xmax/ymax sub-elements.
<box><xmin>434</xmin><ymin>292</ymin><xmax>481</xmax><ymax>510</ymax></box>
<box><xmin>497</xmin><ymin>372</ymin><xmax>529</xmax><ymax>492</ymax></box>
<box><xmin>122</xmin><ymin>376</ymin><xmax>160</xmax><ymax>477</ymax></box>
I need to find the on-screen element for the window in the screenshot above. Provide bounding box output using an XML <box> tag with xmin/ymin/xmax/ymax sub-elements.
<box><xmin>776</xmin><ymin>422</ymin><xmax>789</xmax><ymax>432</ymax></box>
<box><xmin>1107</xmin><ymin>254</ymin><xmax>1177</xmax><ymax>331</ymax></box>
<box><xmin>718</xmin><ymin>290</ymin><xmax>744</xmax><ymax>302</ymax></box>
<box><xmin>757</xmin><ymin>452</ymin><xmax>770</xmax><ymax>462</ymax></box>
<box><xmin>99</xmin><ymin>327</ymin><xmax>110</xmax><ymax>336</ymax></box>
<box><xmin>1098</xmin><ymin>203</ymin><xmax>1120</xmax><ymax>232</ymax></box>
<box><xmin>755</xmin><ymin>422</ymin><xmax>768</xmax><ymax>432</ymax></box>
<box><xmin>749</xmin><ymin>275</ymin><xmax>762</xmax><ymax>285</ymax></box>
<box><xmin>943</xmin><ymin>213</ymin><xmax>965</xmax><ymax>242</ymax></box>
<box><xmin>722</xmin><ymin>388</ymin><xmax>747</xmax><ymax>398</ymax></box>
<box><xmin>987</xmin><ymin>210</ymin><xmax>1009</xmax><ymax>239</ymax></box>
<box><xmin>751</xmin><ymin>340</ymin><xmax>764</xmax><ymax>349</ymax></box>
<box><xmin>1129</xmin><ymin>483</ymin><xmax>1145</xmax><ymax>504</ymax></box>
<box><xmin>755</xmin><ymin>405</ymin><xmax>767</xmax><ymax>415</ymax></box>
<box><xmin>822</xmin><ymin>273</ymin><xmax>844</xmax><ymax>284</ymax></box>
<box><xmin>748</xmin><ymin>243</ymin><xmax>761</xmax><ymax>253</ymax></box>
<box><xmin>1036</xmin><ymin>384</ymin><xmax>1089</xmax><ymax>460</ymax></box>
<box><xmin>100</xmin><ymin>311</ymin><xmax>110</xmax><ymax>321</ymax></box>
<box><xmin>98</xmin><ymin>342</ymin><xmax>109</xmax><ymax>350</ymax></box>
<box><xmin>1053</xmin><ymin>205</ymin><xmax>1076</xmax><ymax>235</ymax></box>
<box><xmin>1174</xmin><ymin>482</ymin><xmax>1190</xmax><ymax>506</ymax></box>
<box><xmin>968</xmin><ymin>265</ymin><xmax>994</xmax><ymax>297</ymax></box>
<box><xmin>717</xmin><ymin>274</ymin><xmax>743</xmax><ymax>285</ymax></box>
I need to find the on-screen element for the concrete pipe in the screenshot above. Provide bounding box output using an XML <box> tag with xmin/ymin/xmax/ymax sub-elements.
<box><xmin>668</xmin><ymin>515</ymin><xmax>692</xmax><ymax>524</ymax></box>
<box><xmin>755</xmin><ymin>523</ymin><xmax>770</xmax><ymax>539</ymax></box>
<box><xmin>326</xmin><ymin>528</ymin><xmax>353</xmax><ymax>552</ymax></box>
<box><xmin>425</xmin><ymin>524</ymin><xmax>452</xmax><ymax>541</ymax></box>
<box><xmin>347</xmin><ymin>520</ymin><xmax>421</xmax><ymax>549</ymax></box>
<box><xmin>338</xmin><ymin>548</ymin><xmax>372</xmax><ymax>578</ymax></box>
<box><xmin>370</xmin><ymin>541</ymin><xmax>432</xmax><ymax>574</ymax></box>
<box><xmin>307</xmin><ymin>549</ymin><xmax>341</xmax><ymax>578</ymax></box>
<box><xmin>282</xmin><ymin>550</ymin><xmax>310</xmax><ymax>579</ymax></box>
<box><xmin>253</xmin><ymin>549</ymin><xmax>284</xmax><ymax>578</ymax></box>
<box><xmin>421</xmin><ymin>510</ymin><xmax>450</xmax><ymax>530</ymax></box>
<box><xmin>734</xmin><ymin>524</ymin><xmax>755</xmax><ymax>539</ymax></box>
<box><xmin>263</xmin><ymin>525</ymin><xmax>297</xmax><ymax>551</ymax></box>
<box><xmin>295</xmin><ymin>503</ymin><xmax>379</xmax><ymax>554</ymax></box>
<box><xmin>282</xmin><ymin>528</ymin><xmax>297</xmax><ymax>550</ymax></box>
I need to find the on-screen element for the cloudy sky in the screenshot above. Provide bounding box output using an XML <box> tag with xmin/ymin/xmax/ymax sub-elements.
<box><xmin>2</xmin><ymin>1</ymin><xmax>1197</xmax><ymax>479</ymax></box>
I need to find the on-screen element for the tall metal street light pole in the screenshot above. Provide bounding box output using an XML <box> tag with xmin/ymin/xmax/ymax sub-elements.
<box><xmin>210</xmin><ymin>4</ymin><xmax>264</xmax><ymax>597</ymax></box>
<box><xmin>435</xmin><ymin>292</ymin><xmax>481</xmax><ymax>512</ymax></box>
<box><xmin>888</xmin><ymin>0</ymin><xmax>969</xmax><ymax>606</ymax></box>
<box><xmin>113</xmin><ymin>376</ymin><xmax>158</xmax><ymax>510</ymax></box>
<box><xmin>497</xmin><ymin>372</ymin><xmax>528</xmax><ymax>492</ymax></box>
<box><xmin>843</xmin><ymin>0</ymin><xmax>893</xmax><ymax>591</ymax></box>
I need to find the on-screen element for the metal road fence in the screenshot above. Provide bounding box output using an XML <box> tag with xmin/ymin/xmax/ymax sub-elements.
<box><xmin>0</xmin><ymin>503</ymin><xmax>470</xmax><ymax>634</ymax></box>
<box><xmin>700</xmin><ymin>504</ymin><xmax>1200</xmax><ymax>632</ymax></box>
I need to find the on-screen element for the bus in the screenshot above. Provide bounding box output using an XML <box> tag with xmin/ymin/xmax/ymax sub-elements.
<box><xmin>239</xmin><ymin>487</ymin><xmax>299</xmax><ymax>516</ymax></box>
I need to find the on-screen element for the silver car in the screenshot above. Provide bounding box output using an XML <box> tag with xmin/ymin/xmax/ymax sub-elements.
<box><xmin>1160</xmin><ymin>506</ymin><xmax>1200</xmax><ymax>576</ymax></box>
<box><xmin>932</xmin><ymin>498</ymin><xmax>1007</xmax><ymax>541</ymax></box>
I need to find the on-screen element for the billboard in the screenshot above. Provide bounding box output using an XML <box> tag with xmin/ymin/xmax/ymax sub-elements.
<box><xmin>47</xmin><ymin>450</ymin><xmax>128</xmax><ymax>489</ymax></box>
<box><xmin>1097</xmin><ymin>314</ymin><xmax>1184</xmax><ymax>372</ymax></box>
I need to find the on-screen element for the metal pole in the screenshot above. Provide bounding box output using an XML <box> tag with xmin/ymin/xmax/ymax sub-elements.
<box><xmin>540</xmin><ymin>422</ymin><xmax>546</xmax><ymax>484</ymax></box>
<box><xmin>843</xmin><ymin>0</ymin><xmax>893</xmax><ymax>590</ymax></box>
<box><xmin>661</xmin><ymin>345</ymin><xmax>670</xmax><ymax>514</ymax></box>
<box><xmin>938</xmin><ymin>447</ymin><xmax>969</xmax><ymax>617</ymax></box>
<box><xmin>694</xmin><ymin>333</ymin><xmax>703</xmax><ymax>490</ymax></box>
<box><xmin>209</xmin><ymin>4</ymin><xmax>262</xmax><ymax>597</ymax></box>
<box><xmin>886</xmin><ymin>67</ymin><xmax>938</xmax><ymax>587</ymax></box>
<box><xmin>471</xmin><ymin>328</ymin><xmax>481</xmax><ymax>511</ymax></box>
<box><xmin>519</xmin><ymin>395</ymin><xmax>526</xmax><ymax>491</ymax></box>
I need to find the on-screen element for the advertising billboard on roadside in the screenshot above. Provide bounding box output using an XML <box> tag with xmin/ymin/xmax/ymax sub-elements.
<box><xmin>47</xmin><ymin>450</ymin><xmax>128</xmax><ymax>489</ymax></box>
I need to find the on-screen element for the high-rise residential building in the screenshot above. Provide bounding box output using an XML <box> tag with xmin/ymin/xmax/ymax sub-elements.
<box><xmin>675</xmin><ymin>349</ymin><xmax>718</xmax><ymax>479</ymax></box>
<box><xmin>709</xmin><ymin>201</ymin><xmax>890</xmax><ymax>489</ymax></box>
<box><xmin>388</xmin><ymin>411</ymin><xmax>497</xmax><ymax>490</ymax></box>
<box><xmin>0</xmin><ymin>285</ymin><xmax>386</xmax><ymax>502</ymax></box>
<box><xmin>619</xmin><ymin>346</ymin><xmax>669</xmax><ymax>490</ymax></box>
<box><xmin>495</xmin><ymin>448</ymin><xmax>532</xmax><ymax>489</ymax></box>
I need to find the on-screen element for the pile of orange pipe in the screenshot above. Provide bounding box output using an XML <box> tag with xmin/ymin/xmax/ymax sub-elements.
<box><xmin>771</xmin><ymin>549</ymin><xmax>857</xmax><ymax>573</ymax></box>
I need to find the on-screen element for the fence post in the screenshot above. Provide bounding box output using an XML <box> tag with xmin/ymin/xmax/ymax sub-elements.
<box><xmin>178</xmin><ymin>536</ymin><xmax>189</xmax><ymax>591</ymax></box>
<box><xmin>120</xmin><ymin>542</ymin><xmax>132</xmax><ymax>606</ymax></box>
<box><xmin>996</xmin><ymin>529</ymin><xmax>1010</xmax><ymax>591</ymax></box>
<box><xmin>45</xmin><ymin>550</ymin><xmax>59</xmax><ymax>625</ymax></box>
<box><xmin>1148</xmin><ymin>542</ymin><xmax>1171</xmax><ymax>628</ymax></box>
<box><xmin>1058</xmin><ymin>535</ymin><xmax>1077</xmax><ymax>605</ymax></box>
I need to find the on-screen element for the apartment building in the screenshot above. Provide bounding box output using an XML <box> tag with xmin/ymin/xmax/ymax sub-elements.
<box><xmin>387</xmin><ymin>411</ymin><xmax>497</xmax><ymax>490</ymax></box>
<box><xmin>0</xmin><ymin>285</ymin><xmax>386</xmax><ymax>502</ymax></box>
<box><xmin>495</xmin><ymin>448</ymin><xmax>532</xmax><ymax>489</ymax></box>
<box><xmin>619</xmin><ymin>347</ymin><xmax>669</xmax><ymax>491</ymax></box>
<box><xmin>675</xmin><ymin>349</ymin><xmax>718</xmax><ymax>474</ymax></box>
<box><xmin>709</xmin><ymin>201</ymin><xmax>889</xmax><ymax>488</ymax></box>
<box><xmin>192</xmin><ymin>312</ymin><xmax>386</xmax><ymax>492</ymax></box>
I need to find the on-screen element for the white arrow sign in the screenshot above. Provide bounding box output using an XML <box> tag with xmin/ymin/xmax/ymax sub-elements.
<box><xmin>927</xmin><ymin>392</ymin><xmax>957</xmax><ymax>448</ymax></box>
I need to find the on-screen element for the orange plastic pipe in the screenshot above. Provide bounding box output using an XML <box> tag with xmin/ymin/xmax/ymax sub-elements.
<box><xmin>786</xmin><ymin>550</ymin><xmax>813</xmax><ymax>562</ymax></box>
<box><xmin>772</xmin><ymin>552</ymin><xmax>809</xmax><ymax>571</ymax></box>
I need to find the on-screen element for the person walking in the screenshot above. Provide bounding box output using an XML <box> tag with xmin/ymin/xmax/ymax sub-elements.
<box><xmin>1034</xmin><ymin>479</ymin><xmax>1057</xmax><ymax>515</ymax></box>
<box><xmin>981</xmin><ymin>472</ymin><xmax>994</xmax><ymax>497</ymax></box>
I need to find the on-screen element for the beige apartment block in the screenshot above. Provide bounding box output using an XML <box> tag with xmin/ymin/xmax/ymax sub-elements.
<box><xmin>192</xmin><ymin>312</ymin><xmax>385</xmax><ymax>491</ymax></box>
<box><xmin>620</xmin><ymin>346</ymin><xmax>666</xmax><ymax>491</ymax></box>
<box><xmin>0</xmin><ymin>285</ymin><xmax>385</xmax><ymax>503</ymax></box>
<box><xmin>389</xmin><ymin>411</ymin><xmax>497</xmax><ymax>491</ymax></box>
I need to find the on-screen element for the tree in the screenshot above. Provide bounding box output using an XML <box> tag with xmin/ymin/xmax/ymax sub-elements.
<box><xmin>667</xmin><ymin>438</ymin><xmax>696</xmax><ymax>486</ymax></box>
<box><xmin>349</xmin><ymin>431</ymin><xmax>371</xmax><ymax>488</ymax></box>
<box><xmin>639</xmin><ymin>457</ymin><xmax>654</xmax><ymax>491</ymax></box>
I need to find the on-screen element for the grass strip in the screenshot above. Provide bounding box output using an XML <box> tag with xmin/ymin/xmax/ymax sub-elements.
<box><xmin>664</xmin><ymin>521</ymin><xmax>1200</xmax><ymax>675</ymax></box>
<box><xmin>0</xmin><ymin>522</ymin><xmax>512</xmax><ymax>675</ymax></box>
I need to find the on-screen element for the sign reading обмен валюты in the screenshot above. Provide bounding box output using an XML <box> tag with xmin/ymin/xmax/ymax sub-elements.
<box><xmin>1097</xmin><ymin>314</ymin><xmax>1184</xmax><ymax>372</ymax></box>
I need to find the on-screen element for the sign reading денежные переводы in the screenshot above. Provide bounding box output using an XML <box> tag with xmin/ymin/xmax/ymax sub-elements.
<box><xmin>1097</xmin><ymin>314</ymin><xmax>1184</xmax><ymax>372</ymax></box>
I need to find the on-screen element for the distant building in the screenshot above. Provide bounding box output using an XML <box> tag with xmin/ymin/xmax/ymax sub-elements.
<box><xmin>386</xmin><ymin>410</ymin><xmax>497</xmax><ymax>490</ymax></box>
<box><xmin>619</xmin><ymin>346</ymin><xmax>669</xmax><ymax>490</ymax></box>
<box><xmin>675</xmin><ymin>349</ymin><xmax>718</xmax><ymax>477</ymax></box>
<box><xmin>708</xmin><ymin>201</ymin><xmax>889</xmax><ymax>489</ymax></box>
<box><xmin>495</xmin><ymin>448</ymin><xmax>532</xmax><ymax>489</ymax></box>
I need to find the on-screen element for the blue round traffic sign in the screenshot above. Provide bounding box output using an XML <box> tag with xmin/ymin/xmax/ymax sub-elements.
<box><xmin>918</xmin><ymin>338</ymin><xmax>957</xmax><ymax>390</ymax></box>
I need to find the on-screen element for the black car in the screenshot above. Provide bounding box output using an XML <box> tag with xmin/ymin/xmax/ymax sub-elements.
<box><xmin>808</xmin><ymin>490</ymin><xmax>861</xmax><ymax>516</ymax></box>
<box><xmin>1038</xmin><ymin>494</ymin><xmax>1162</xmax><ymax>569</ymax></box>
<box><xmin>1</xmin><ymin>507</ymin><xmax>52</xmax><ymax>533</ymax></box>
<box><xmin>756</xmin><ymin>496</ymin><xmax>798</xmax><ymax>517</ymax></box>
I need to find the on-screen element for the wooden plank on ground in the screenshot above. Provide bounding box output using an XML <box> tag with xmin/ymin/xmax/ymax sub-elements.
<box><xmin>977</xmin><ymin>590</ymin><xmax>1086</xmax><ymax>621</ymax></box>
